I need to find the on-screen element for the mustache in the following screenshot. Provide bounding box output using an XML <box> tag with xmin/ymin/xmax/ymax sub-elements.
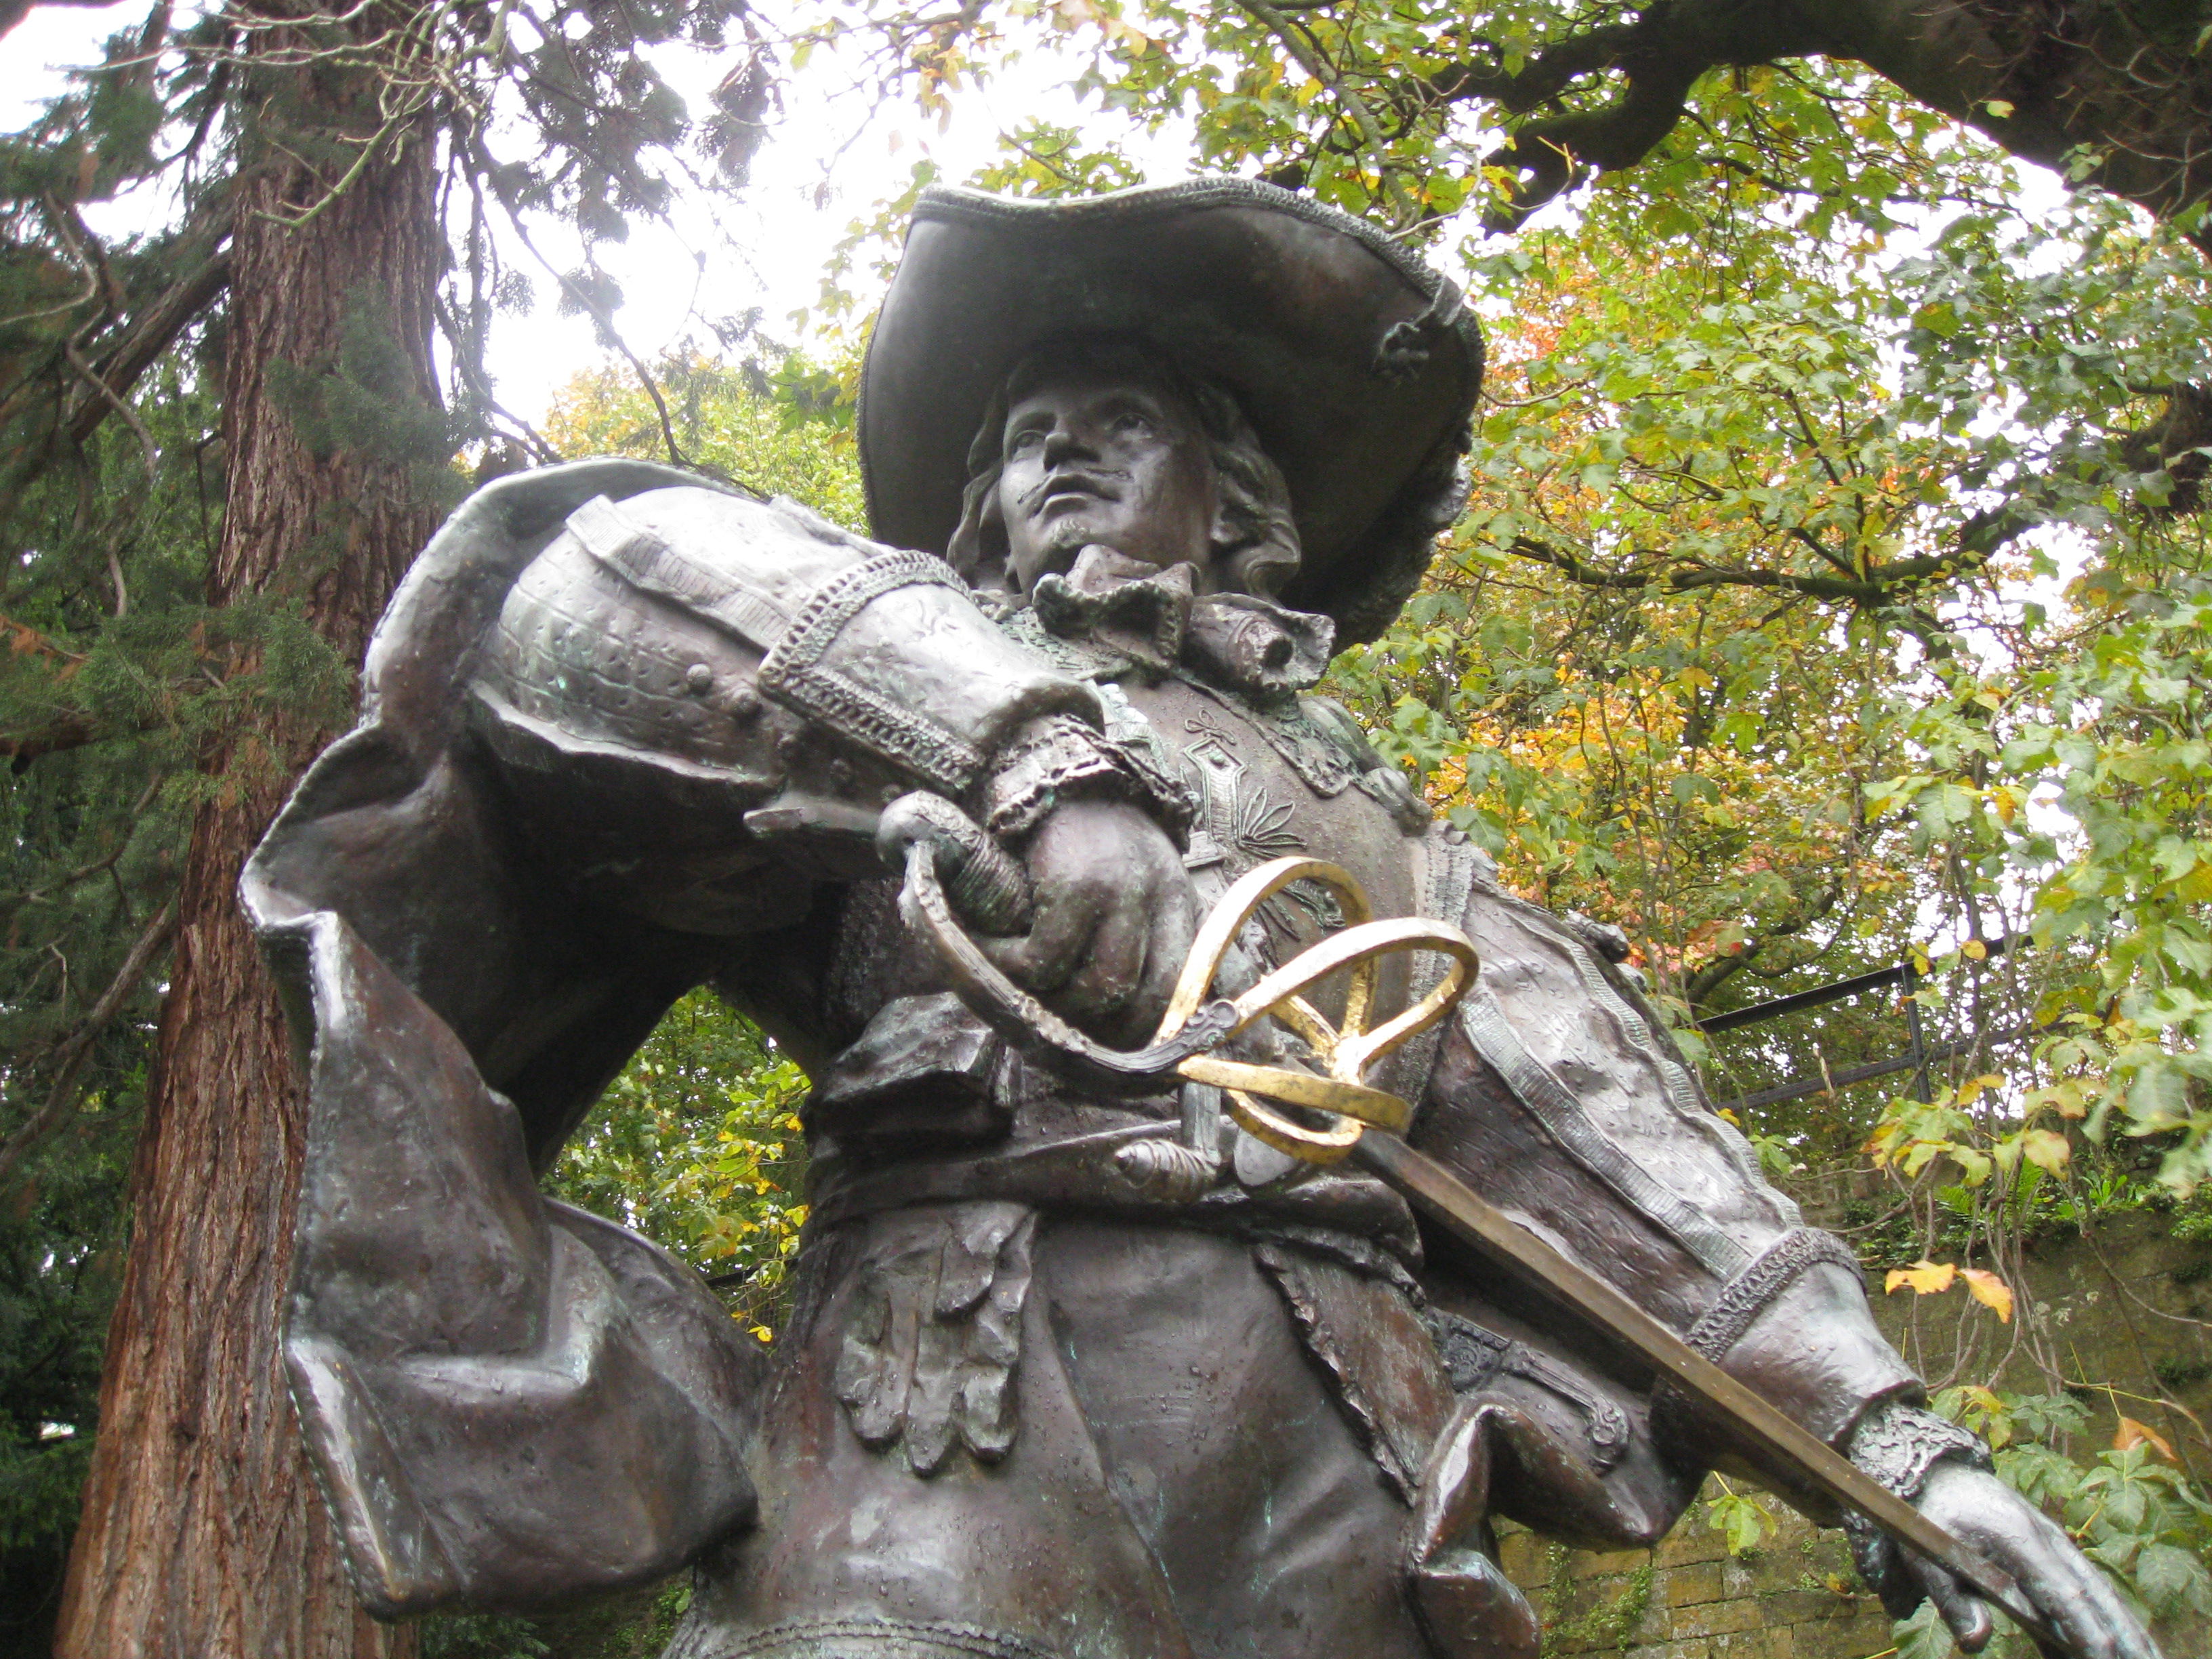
<box><xmin>1016</xmin><ymin>467</ymin><xmax>1129</xmax><ymax>511</ymax></box>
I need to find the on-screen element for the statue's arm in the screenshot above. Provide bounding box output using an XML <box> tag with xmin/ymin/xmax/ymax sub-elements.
<box><xmin>1413</xmin><ymin>876</ymin><xmax>1919</xmax><ymax>1475</ymax></box>
<box><xmin>1411</xmin><ymin>870</ymin><xmax>2160</xmax><ymax>1656</ymax></box>
<box><xmin>465</xmin><ymin>489</ymin><xmax>1187</xmax><ymax>933</ymax></box>
<box><xmin>269</xmin><ymin>909</ymin><xmax>764</xmax><ymax>1618</ymax></box>
<box><xmin>250</xmin><ymin>480</ymin><xmax>1194</xmax><ymax>1618</ymax></box>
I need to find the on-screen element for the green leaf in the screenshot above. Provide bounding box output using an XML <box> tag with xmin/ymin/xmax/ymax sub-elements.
<box><xmin>1704</xmin><ymin>1490</ymin><xmax>1774</xmax><ymax>1557</ymax></box>
<box><xmin>1889</xmin><ymin>1599</ymin><xmax>1953</xmax><ymax>1659</ymax></box>
<box><xmin>2133</xmin><ymin>1543</ymin><xmax>2212</xmax><ymax>1616</ymax></box>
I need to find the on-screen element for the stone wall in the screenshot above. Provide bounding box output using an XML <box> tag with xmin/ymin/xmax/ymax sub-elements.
<box><xmin>1496</xmin><ymin>1496</ymin><xmax>1886</xmax><ymax>1659</ymax></box>
<box><xmin>1492</xmin><ymin>1210</ymin><xmax>2212</xmax><ymax>1658</ymax></box>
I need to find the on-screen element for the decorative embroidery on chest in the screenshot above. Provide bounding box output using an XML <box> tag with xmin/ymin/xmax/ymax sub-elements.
<box><xmin>1179</xmin><ymin>680</ymin><xmax>1361</xmax><ymax>798</ymax></box>
<box><xmin>1177</xmin><ymin>718</ymin><xmax>1343</xmax><ymax>934</ymax></box>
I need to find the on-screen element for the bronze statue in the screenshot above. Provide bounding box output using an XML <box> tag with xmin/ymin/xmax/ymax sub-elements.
<box><xmin>244</xmin><ymin>180</ymin><xmax>2158</xmax><ymax>1659</ymax></box>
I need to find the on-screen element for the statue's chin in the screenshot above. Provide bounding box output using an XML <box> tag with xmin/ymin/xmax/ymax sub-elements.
<box><xmin>1012</xmin><ymin>530</ymin><xmax>1113</xmax><ymax>590</ymax></box>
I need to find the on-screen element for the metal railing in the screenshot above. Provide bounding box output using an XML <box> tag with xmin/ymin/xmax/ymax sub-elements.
<box><xmin>1699</xmin><ymin>936</ymin><xmax>2030</xmax><ymax>1113</ymax></box>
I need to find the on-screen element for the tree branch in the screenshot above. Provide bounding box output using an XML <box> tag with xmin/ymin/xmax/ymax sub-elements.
<box><xmin>0</xmin><ymin>897</ymin><xmax>177</xmax><ymax>1189</ymax></box>
<box><xmin>1236</xmin><ymin>0</ymin><xmax>1420</xmax><ymax>228</ymax></box>
<box><xmin>1504</xmin><ymin>497</ymin><xmax>2033</xmax><ymax>607</ymax></box>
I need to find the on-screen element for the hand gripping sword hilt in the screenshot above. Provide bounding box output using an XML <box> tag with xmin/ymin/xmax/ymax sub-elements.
<box><xmin>888</xmin><ymin>788</ymin><xmax>1479</xmax><ymax>1161</ymax></box>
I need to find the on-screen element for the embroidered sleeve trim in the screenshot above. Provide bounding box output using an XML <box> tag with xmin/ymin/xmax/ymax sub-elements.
<box><xmin>981</xmin><ymin>714</ymin><xmax>1197</xmax><ymax>842</ymax></box>
<box><xmin>1847</xmin><ymin>1398</ymin><xmax>1991</xmax><ymax>1497</ymax></box>
<box><xmin>1683</xmin><ymin>1228</ymin><xmax>1866</xmax><ymax>1360</ymax></box>
<box><xmin>757</xmin><ymin>550</ymin><xmax>987</xmax><ymax>794</ymax></box>
<box><xmin>1839</xmin><ymin>1399</ymin><xmax>1994</xmax><ymax>1618</ymax></box>
<box><xmin>762</xmin><ymin>548</ymin><xmax>970</xmax><ymax>676</ymax></box>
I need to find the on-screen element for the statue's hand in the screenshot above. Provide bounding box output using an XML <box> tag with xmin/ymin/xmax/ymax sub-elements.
<box><xmin>1908</xmin><ymin>1461</ymin><xmax>2161</xmax><ymax>1658</ymax></box>
<box><xmin>977</xmin><ymin>798</ymin><xmax>1196</xmax><ymax>1048</ymax></box>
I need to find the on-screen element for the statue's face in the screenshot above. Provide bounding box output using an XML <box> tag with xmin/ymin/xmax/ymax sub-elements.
<box><xmin>996</xmin><ymin>366</ymin><xmax>1219</xmax><ymax>593</ymax></box>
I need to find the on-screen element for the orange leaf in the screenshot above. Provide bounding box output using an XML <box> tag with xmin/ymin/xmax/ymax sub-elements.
<box><xmin>1961</xmin><ymin>1268</ymin><xmax>2013</xmax><ymax>1322</ymax></box>
<box><xmin>1885</xmin><ymin>1260</ymin><xmax>1958</xmax><ymax>1296</ymax></box>
<box><xmin>2115</xmin><ymin>1416</ymin><xmax>2177</xmax><ymax>1461</ymax></box>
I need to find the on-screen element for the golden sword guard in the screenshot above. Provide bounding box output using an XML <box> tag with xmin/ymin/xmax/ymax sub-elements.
<box><xmin>890</xmin><ymin>813</ymin><xmax>1477</xmax><ymax>1147</ymax></box>
<box><xmin>1148</xmin><ymin>856</ymin><xmax>1477</xmax><ymax>1161</ymax></box>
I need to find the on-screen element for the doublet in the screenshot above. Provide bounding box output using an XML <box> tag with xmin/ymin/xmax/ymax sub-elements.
<box><xmin>247</xmin><ymin>483</ymin><xmax>1960</xmax><ymax>1658</ymax></box>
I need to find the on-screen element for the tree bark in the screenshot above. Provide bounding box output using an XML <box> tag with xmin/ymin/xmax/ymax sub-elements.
<box><xmin>54</xmin><ymin>16</ymin><xmax>444</xmax><ymax>1656</ymax></box>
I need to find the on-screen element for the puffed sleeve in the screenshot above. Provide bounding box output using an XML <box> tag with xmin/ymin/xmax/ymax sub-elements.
<box><xmin>245</xmin><ymin>465</ymin><xmax>1189</xmax><ymax>1615</ymax></box>
<box><xmin>271</xmin><ymin>907</ymin><xmax>765</xmax><ymax>1616</ymax></box>
<box><xmin>464</xmin><ymin>485</ymin><xmax>1145</xmax><ymax>930</ymax></box>
<box><xmin>1405</xmin><ymin>824</ymin><xmax>1933</xmax><ymax>1526</ymax></box>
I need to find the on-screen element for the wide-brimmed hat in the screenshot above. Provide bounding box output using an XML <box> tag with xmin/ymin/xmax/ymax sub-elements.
<box><xmin>859</xmin><ymin>178</ymin><xmax>1483</xmax><ymax>645</ymax></box>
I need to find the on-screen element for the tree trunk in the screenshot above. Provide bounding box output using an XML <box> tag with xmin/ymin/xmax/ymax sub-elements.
<box><xmin>55</xmin><ymin>18</ymin><xmax>445</xmax><ymax>1656</ymax></box>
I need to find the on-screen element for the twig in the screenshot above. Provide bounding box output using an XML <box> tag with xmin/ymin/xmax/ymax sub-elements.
<box><xmin>63</xmin><ymin>339</ymin><xmax>159</xmax><ymax>484</ymax></box>
<box><xmin>471</xmin><ymin>140</ymin><xmax>693</xmax><ymax>472</ymax></box>
<box><xmin>0</xmin><ymin>899</ymin><xmax>178</xmax><ymax>1189</ymax></box>
<box><xmin>1235</xmin><ymin>0</ymin><xmax>1419</xmax><ymax>229</ymax></box>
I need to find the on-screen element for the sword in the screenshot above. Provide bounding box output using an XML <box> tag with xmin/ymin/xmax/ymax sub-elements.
<box><xmin>884</xmin><ymin>800</ymin><xmax>2070</xmax><ymax>1655</ymax></box>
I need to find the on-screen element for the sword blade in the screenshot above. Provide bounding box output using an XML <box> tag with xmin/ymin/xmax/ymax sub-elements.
<box><xmin>1353</xmin><ymin>1131</ymin><xmax>2069</xmax><ymax>1655</ymax></box>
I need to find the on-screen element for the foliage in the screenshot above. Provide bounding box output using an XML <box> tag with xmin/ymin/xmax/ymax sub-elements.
<box><xmin>540</xmin><ymin>354</ymin><xmax>868</xmax><ymax>527</ymax></box>
<box><xmin>1703</xmin><ymin>1486</ymin><xmax>1777</xmax><ymax>1559</ymax></box>
<box><xmin>788</xmin><ymin>0</ymin><xmax>2212</xmax><ymax>256</ymax></box>
<box><xmin>417</xmin><ymin>1579</ymin><xmax>693</xmax><ymax>1659</ymax></box>
<box><xmin>0</xmin><ymin>365</ymin><xmax>228</xmax><ymax>1655</ymax></box>
<box><xmin>419</xmin><ymin>1611</ymin><xmax>553</xmax><ymax>1659</ymax></box>
<box><xmin>547</xmin><ymin>990</ymin><xmax>808</xmax><ymax>1339</ymax></box>
<box><xmin>0</xmin><ymin>1111</ymin><xmax>136</xmax><ymax>1657</ymax></box>
<box><xmin>0</xmin><ymin>0</ymin><xmax>781</xmax><ymax>498</ymax></box>
<box><xmin>1537</xmin><ymin>1543</ymin><xmax>1654</xmax><ymax>1657</ymax></box>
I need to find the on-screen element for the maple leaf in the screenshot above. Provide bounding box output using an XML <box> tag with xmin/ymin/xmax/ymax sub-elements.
<box><xmin>1961</xmin><ymin>1267</ymin><xmax>2013</xmax><ymax>1322</ymax></box>
<box><xmin>1885</xmin><ymin>1259</ymin><xmax>1957</xmax><ymax>1296</ymax></box>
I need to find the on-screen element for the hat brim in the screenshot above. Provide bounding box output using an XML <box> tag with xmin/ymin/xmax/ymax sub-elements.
<box><xmin>859</xmin><ymin>179</ymin><xmax>1482</xmax><ymax>644</ymax></box>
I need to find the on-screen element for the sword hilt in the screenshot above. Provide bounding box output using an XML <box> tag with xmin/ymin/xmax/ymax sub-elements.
<box><xmin>877</xmin><ymin>791</ymin><xmax>1034</xmax><ymax>935</ymax></box>
<box><xmin>888</xmin><ymin>792</ymin><xmax>1478</xmax><ymax>1153</ymax></box>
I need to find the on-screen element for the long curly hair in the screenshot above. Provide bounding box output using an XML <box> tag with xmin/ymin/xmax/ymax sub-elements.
<box><xmin>945</xmin><ymin>335</ymin><xmax>1300</xmax><ymax>600</ymax></box>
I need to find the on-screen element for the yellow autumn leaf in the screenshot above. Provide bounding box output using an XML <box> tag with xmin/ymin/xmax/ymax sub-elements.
<box><xmin>2022</xmin><ymin>1128</ymin><xmax>2071</xmax><ymax>1174</ymax></box>
<box><xmin>1885</xmin><ymin>1260</ymin><xmax>1957</xmax><ymax>1296</ymax></box>
<box><xmin>2026</xmin><ymin>1081</ymin><xmax>2089</xmax><ymax>1121</ymax></box>
<box><xmin>1961</xmin><ymin>1268</ymin><xmax>2013</xmax><ymax>1322</ymax></box>
<box><xmin>2115</xmin><ymin>1416</ymin><xmax>2177</xmax><ymax>1461</ymax></box>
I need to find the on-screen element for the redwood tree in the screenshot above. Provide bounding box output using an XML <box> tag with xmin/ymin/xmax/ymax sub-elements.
<box><xmin>52</xmin><ymin>12</ymin><xmax>446</xmax><ymax>1654</ymax></box>
<box><xmin>0</xmin><ymin>0</ymin><xmax>766</xmax><ymax>1645</ymax></box>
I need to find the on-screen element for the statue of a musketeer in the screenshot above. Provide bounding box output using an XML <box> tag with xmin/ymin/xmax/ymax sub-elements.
<box><xmin>244</xmin><ymin>181</ymin><xmax>2156</xmax><ymax>1659</ymax></box>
